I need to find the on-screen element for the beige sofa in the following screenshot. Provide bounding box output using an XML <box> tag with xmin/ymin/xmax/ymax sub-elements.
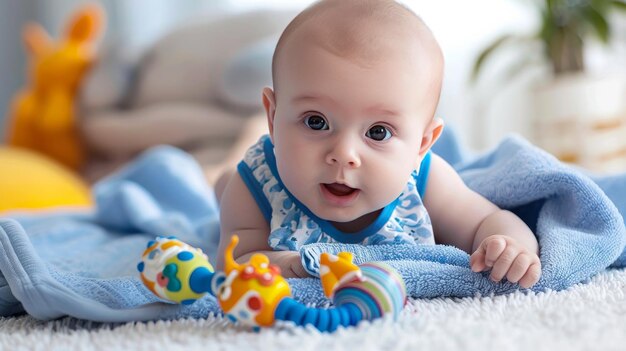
<box><xmin>79</xmin><ymin>9</ymin><xmax>296</xmax><ymax>184</ymax></box>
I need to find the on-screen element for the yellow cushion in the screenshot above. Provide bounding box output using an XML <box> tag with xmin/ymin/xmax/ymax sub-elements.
<box><xmin>0</xmin><ymin>146</ymin><xmax>92</xmax><ymax>212</ymax></box>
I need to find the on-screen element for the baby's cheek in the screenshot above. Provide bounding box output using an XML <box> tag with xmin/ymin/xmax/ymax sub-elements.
<box><xmin>389</xmin><ymin>163</ymin><xmax>414</xmax><ymax>193</ymax></box>
<box><xmin>371</xmin><ymin>171</ymin><xmax>407</xmax><ymax>207</ymax></box>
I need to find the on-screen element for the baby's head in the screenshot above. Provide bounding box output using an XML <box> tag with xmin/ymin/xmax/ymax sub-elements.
<box><xmin>262</xmin><ymin>0</ymin><xmax>444</xmax><ymax>229</ymax></box>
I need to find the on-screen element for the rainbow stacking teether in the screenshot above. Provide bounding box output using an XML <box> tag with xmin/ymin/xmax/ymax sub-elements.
<box><xmin>138</xmin><ymin>235</ymin><xmax>406</xmax><ymax>332</ymax></box>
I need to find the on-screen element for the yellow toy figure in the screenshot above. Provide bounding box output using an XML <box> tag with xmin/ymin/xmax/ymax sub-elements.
<box><xmin>6</xmin><ymin>4</ymin><xmax>105</xmax><ymax>171</ymax></box>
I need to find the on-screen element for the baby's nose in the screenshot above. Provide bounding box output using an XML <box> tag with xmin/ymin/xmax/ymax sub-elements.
<box><xmin>325</xmin><ymin>141</ymin><xmax>361</xmax><ymax>168</ymax></box>
<box><xmin>327</xmin><ymin>156</ymin><xmax>360</xmax><ymax>168</ymax></box>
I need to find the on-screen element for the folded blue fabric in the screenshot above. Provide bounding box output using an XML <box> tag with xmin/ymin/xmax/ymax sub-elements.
<box><xmin>0</xmin><ymin>146</ymin><xmax>222</xmax><ymax>321</ymax></box>
<box><xmin>1</xmin><ymin>130</ymin><xmax>625</xmax><ymax>322</ymax></box>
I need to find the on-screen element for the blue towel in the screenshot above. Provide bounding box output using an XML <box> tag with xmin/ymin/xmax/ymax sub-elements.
<box><xmin>1</xmin><ymin>129</ymin><xmax>625</xmax><ymax>322</ymax></box>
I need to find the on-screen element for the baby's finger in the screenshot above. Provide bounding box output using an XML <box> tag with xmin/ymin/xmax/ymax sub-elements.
<box><xmin>483</xmin><ymin>237</ymin><xmax>507</xmax><ymax>268</ymax></box>
<box><xmin>505</xmin><ymin>253</ymin><xmax>532</xmax><ymax>283</ymax></box>
<box><xmin>518</xmin><ymin>262</ymin><xmax>541</xmax><ymax>289</ymax></box>
<box><xmin>470</xmin><ymin>251</ymin><xmax>487</xmax><ymax>272</ymax></box>
<box><xmin>489</xmin><ymin>246</ymin><xmax>519</xmax><ymax>282</ymax></box>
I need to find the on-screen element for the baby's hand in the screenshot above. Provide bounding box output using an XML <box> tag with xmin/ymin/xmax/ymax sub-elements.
<box><xmin>275</xmin><ymin>251</ymin><xmax>310</xmax><ymax>278</ymax></box>
<box><xmin>469</xmin><ymin>235</ymin><xmax>541</xmax><ymax>288</ymax></box>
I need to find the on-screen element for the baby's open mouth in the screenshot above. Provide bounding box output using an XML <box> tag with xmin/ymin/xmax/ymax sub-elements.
<box><xmin>322</xmin><ymin>183</ymin><xmax>358</xmax><ymax>196</ymax></box>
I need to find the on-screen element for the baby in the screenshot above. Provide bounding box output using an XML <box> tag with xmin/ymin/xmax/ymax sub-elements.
<box><xmin>215</xmin><ymin>0</ymin><xmax>541</xmax><ymax>288</ymax></box>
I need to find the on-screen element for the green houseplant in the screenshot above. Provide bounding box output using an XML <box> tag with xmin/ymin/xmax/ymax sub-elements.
<box><xmin>473</xmin><ymin>0</ymin><xmax>626</xmax><ymax>80</ymax></box>
<box><xmin>471</xmin><ymin>0</ymin><xmax>626</xmax><ymax>172</ymax></box>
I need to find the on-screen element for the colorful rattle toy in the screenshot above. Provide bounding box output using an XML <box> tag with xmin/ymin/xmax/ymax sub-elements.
<box><xmin>138</xmin><ymin>235</ymin><xmax>407</xmax><ymax>332</ymax></box>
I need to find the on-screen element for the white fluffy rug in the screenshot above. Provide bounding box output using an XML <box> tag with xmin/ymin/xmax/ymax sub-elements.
<box><xmin>2</xmin><ymin>268</ymin><xmax>626</xmax><ymax>351</ymax></box>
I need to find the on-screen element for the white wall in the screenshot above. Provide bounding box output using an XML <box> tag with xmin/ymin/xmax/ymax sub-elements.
<box><xmin>32</xmin><ymin>0</ymin><xmax>230</xmax><ymax>53</ymax></box>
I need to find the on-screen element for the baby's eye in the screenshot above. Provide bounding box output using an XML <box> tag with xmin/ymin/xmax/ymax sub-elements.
<box><xmin>366</xmin><ymin>125</ymin><xmax>392</xmax><ymax>141</ymax></box>
<box><xmin>304</xmin><ymin>114</ymin><xmax>329</xmax><ymax>131</ymax></box>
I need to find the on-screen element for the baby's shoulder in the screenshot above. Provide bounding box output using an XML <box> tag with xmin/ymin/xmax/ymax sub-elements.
<box><xmin>219</xmin><ymin>170</ymin><xmax>269</xmax><ymax>233</ymax></box>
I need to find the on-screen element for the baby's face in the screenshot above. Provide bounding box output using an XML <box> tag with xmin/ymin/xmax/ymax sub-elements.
<box><xmin>268</xmin><ymin>40</ymin><xmax>438</xmax><ymax>225</ymax></box>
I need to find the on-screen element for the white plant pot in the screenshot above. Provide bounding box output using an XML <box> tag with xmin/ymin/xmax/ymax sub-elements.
<box><xmin>533</xmin><ymin>72</ymin><xmax>626</xmax><ymax>173</ymax></box>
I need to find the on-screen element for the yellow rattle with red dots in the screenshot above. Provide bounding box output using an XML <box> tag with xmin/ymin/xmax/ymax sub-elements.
<box><xmin>138</xmin><ymin>235</ymin><xmax>406</xmax><ymax>332</ymax></box>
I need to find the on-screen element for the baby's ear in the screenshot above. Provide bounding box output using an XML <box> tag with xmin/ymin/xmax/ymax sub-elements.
<box><xmin>419</xmin><ymin>117</ymin><xmax>444</xmax><ymax>157</ymax></box>
<box><xmin>262</xmin><ymin>87</ymin><xmax>276</xmax><ymax>141</ymax></box>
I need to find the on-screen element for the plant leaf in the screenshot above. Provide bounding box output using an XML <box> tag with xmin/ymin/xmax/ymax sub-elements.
<box><xmin>610</xmin><ymin>0</ymin><xmax>626</xmax><ymax>11</ymax></box>
<box><xmin>538</xmin><ymin>5</ymin><xmax>555</xmax><ymax>55</ymax></box>
<box><xmin>471</xmin><ymin>34</ymin><xmax>516</xmax><ymax>83</ymax></box>
<box><xmin>583</xmin><ymin>5</ymin><xmax>610</xmax><ymax>42</ymax></box>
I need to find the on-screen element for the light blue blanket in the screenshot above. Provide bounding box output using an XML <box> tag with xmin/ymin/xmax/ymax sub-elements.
<box><xmin>1</xmin><ymin>129</ymin><xmax>625</xmax><ymax>322</ymax></box>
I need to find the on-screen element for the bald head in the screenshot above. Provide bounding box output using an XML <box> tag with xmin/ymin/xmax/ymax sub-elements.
<box><xmin>272</xmin><ymin>0</ymin><xmax>444</xmax><ymax>90</ymax></box>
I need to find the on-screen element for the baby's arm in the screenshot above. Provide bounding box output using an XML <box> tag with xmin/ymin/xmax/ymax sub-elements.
<box><xmin>423</xmin><ymin>154</ymin><xmax>541</xmax><ymax>288</ymax></box>
<box><xmin>216</xmin><ymin>171</ymin><xmax>310</xmax><ymax>278</ymax></box>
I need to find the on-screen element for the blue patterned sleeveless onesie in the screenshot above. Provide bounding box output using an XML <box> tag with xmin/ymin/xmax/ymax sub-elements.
<box><xmin>237</xmin><ymin>135</ymin><xmax>435</xmax><ymax>251</ymax></box>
